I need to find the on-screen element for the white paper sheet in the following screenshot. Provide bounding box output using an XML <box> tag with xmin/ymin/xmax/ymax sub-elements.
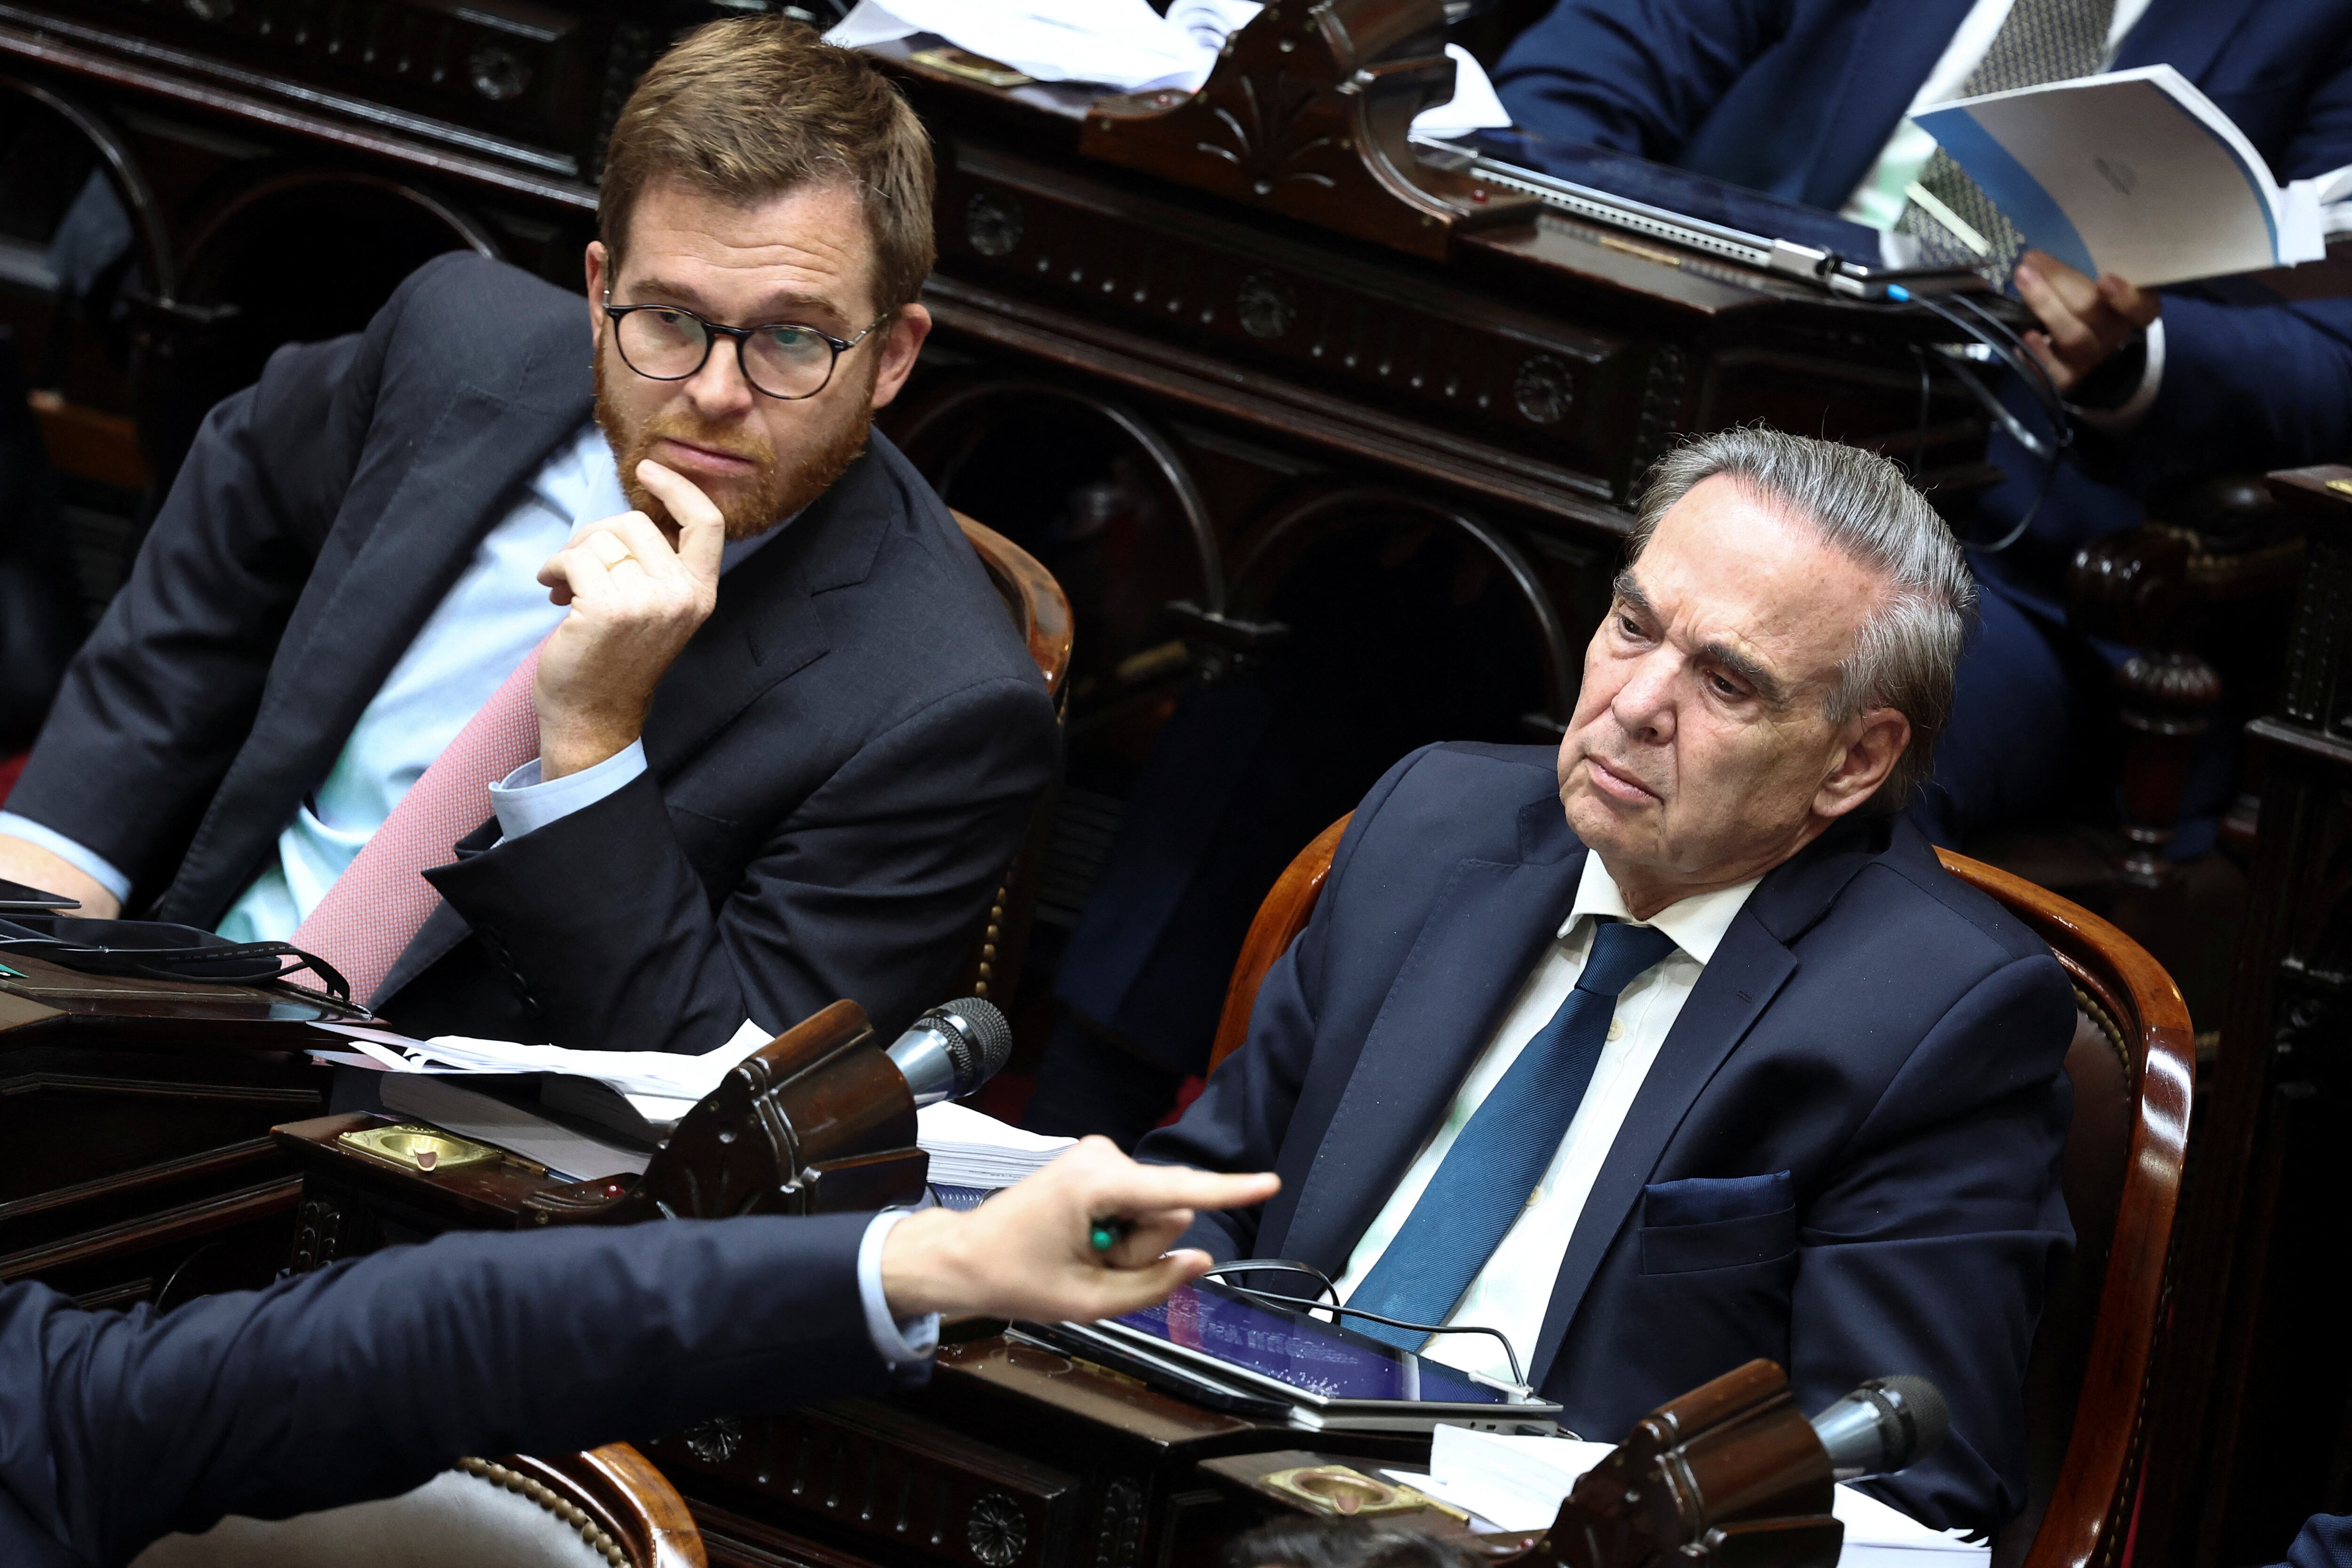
<box><xmin>1423</xmin><ymin>1427</ymin><xmax>1988</xmax><ymax>1563</ymax></box>
<box><xmin>825</xmin><ymin>0</ymin><xmax>1509</xmax><ymax>135</ymax></box>
<box><xmin>314</xmin><ymin>1017</ymin><xmax>772</xmax><ymax>1103</ymax></box>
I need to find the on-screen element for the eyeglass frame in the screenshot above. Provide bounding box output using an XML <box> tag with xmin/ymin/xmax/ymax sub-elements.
<box><xmin>599</xmin><ymin>290</ymin><xmax>895</xmax><ymax>401</ymax></box>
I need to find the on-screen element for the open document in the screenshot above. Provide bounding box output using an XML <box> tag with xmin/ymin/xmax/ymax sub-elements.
<box><xmin>1914</xmin><ymin>64</ymin><xmax>2350</xmax><ymax>285</ymax></box>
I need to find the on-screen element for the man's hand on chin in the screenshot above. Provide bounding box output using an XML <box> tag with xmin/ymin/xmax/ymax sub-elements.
<box><xmin>0</xmin><ymin>834</ymin><xmax>121</xmax><ymax>920</ymax></box>
<box><xmin>533</xmin><ymin>459</ymin><xmax>727</xmax><ymax>780</ymax></box>
<box><xmin>880</xmin><ymin>1138</ymin><xmax>1280</xmax><ymax>1324</ymax></box>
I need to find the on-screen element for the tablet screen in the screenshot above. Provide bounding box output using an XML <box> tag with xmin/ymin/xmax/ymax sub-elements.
<box><xmin>1114</xmin><ymin>1279</ymin><xmax>1512</xmax><ymax>1404</ymax></box>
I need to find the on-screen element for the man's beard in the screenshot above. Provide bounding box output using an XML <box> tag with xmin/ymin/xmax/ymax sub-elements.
<box><xmin>592</xmin><ymin>350</ymin><xmax>875</xmax><ymax>541</ymax></box>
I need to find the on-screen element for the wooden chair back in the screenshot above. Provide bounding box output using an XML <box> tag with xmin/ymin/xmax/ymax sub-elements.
<box><xmin>131</xmin><ymin>1441</ymin><xmax>702</xmax><ymax>1567</ymax></box>
<box><xmin>950</xmin><ymin>511</ymin><xmax>1073</xmax><ymax>1007</ymax></box>
<box><xmin>1203</xmin><ymin>823</ymin><xmax>2193</xmax><ymax>1568</ymax></box>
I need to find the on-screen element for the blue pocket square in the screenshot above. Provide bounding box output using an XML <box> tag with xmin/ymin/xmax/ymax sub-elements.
<box><xmin>1643</xmin><ymin>1170</ymin><xmax>1793</xmax><ymax>1226</ymax></box>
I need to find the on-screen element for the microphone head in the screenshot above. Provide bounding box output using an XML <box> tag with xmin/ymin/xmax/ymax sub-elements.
<box><xmin>910</xmin><ymin>997</ymin><xmax>1013</xmax><ymax>1098</ymax></box>
<box><xmin>1810</xmin><ymin>1376</ymin><xmax>1950</xmax><ymax>1479</ymax></box>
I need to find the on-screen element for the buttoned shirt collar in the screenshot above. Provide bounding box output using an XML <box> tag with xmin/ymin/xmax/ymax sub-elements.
<box><xmin>1561</xmin><ymin>851</ymin><xmax>1762</xmax><ymax>966</ymax></box>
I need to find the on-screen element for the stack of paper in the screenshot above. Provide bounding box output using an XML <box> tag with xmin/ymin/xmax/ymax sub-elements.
<box><xmin>1915</xmin><ymin>64</ymin><xmax>2349</xmax><ymax>284</ymax></box>
<box><xmin>917</xmin><ymin>1100</ymin><xmax>1075</xmax><ymax>1193</ymax></box>
<box><xmin>825</xmin><ymin>0</ymin><xmax>1507</xmax><ymax>138</ymax></box>
<box><xmin>323</xmin><ymin>1021</ymin><xmax>1075</xmax><ymax>1192</ymax></box>
<box><xmin>1416</xmin><ymin>1427</ymin><xmax>1988</xmax><ymax>1568</ymax></box>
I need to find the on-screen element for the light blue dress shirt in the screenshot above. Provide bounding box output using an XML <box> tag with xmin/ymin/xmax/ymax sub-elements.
<box><xmin>0</xmin><ymin>420</ymin><xmax>771</xmax><ymax>937</ymax></box>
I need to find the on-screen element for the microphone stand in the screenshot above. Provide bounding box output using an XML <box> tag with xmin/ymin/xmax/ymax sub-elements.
<box><xmin>1493</xmin><ymin>1360</ymin><xmax>1843</xmax><ymax>1568</ymax></box>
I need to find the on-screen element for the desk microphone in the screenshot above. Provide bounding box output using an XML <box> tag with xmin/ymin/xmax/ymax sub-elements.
<box><xmin>1810</xmin><ymin>1376</ymin><xmax>1950</xmax><ymax>1480</ymax></box>
<box><xmin>886</xmin><ymin>998</ymin><xmax>1014</xmax><ymax>1106</ymax></box>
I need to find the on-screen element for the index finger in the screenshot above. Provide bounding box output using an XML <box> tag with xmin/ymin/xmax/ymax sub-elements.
<box><xmin>635</xmin><ymin>460</ymin><xmax>727</xmax><ymax>583</ymax></box>
<box><xmin>1085</xmin><ymin>1161</ymin><xmax>1281</xmax><ymax>1219</ymax></box>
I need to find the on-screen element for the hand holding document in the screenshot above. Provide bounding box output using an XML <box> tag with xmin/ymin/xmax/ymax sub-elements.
<box><xmin>1915</xmin><ymin>64</ymin><xmax>2352</xmax><ymax>286</ymax></box>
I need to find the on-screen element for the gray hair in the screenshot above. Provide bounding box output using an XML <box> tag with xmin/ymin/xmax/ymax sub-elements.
<box><xmin>1627</xmin><ymin>428</ymin><xmax>1978</xmax><ymax>812</ymax></box>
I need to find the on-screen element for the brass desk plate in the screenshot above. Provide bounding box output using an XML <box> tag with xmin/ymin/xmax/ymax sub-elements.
<box><xmin>340</xmin><ymin>1123</ymin><xmax>503</xmax><ymax>1174</ymax></box>
<box><xmin>1257</xmin><ymin>1465</ymin><xmax>1465</xmax><ymax>1522</ymax></box>
<box><xmin>911</xmin><ymin>47</ymin><xmax>1033</xmax><ymax>88</ymax></box>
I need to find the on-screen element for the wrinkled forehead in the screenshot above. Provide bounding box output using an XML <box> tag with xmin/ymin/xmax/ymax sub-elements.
<box><xmin>1631</xmin><ymin>477</ymin><xmax>1887</xmax><ymax>695</ymax></box>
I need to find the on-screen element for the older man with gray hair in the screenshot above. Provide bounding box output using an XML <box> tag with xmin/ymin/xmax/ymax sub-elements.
<box><xmin>1142</xmin><ymin>428</ymin><xmax>2076</xmax><ymax>1534</ymax></box>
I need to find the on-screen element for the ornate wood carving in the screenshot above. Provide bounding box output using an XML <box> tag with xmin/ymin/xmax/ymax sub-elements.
<box><xmin>1079</xmin><ymin>0</ymin><xmax>1537</xmax><ymax>262</ymax></box>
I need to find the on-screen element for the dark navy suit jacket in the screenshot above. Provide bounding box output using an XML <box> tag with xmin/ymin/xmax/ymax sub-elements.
<box><xmin>0</xmin><ymin>1214</ymin><xmax>897</xmax><ymax>1568</ymax></box>
<box><xmin>1140</xmin><ymin>743</ymin><xmax>2077</xmax><ymax>1531</ymax></box>
<box><xmin>1494</xmin><ymin>0</ymin><xmax>2352</xmax><ymax>613</ymax></box>
<box><xmin>7</xmin><ymin>253</ymin><xmax>1058</xmax><ymax>1050</ymax></box>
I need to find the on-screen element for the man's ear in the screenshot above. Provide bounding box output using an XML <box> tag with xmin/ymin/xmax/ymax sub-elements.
<box><xmin>584</xmin><ymin>240</ymin><xmax>611</xmax><ymax>344</ymax></box>
<box><xmin>1815</xmin><ymin>708</ymin><xmax>1912</xmax><ymax>820</ymax></box>
<box><xmin>868</xmin><ymin>303</ymin><xmax>932</xmax><ymax>413</ymax></box>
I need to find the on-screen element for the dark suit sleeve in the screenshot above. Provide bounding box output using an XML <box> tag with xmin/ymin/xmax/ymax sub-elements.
<box><xmin>0</xmin><ymin>1213</ymin><xmax>893</xmax><ymax>1567</ymax></box>
<box><xmin>1787</xmin><ymin>952</ymin><xmax>2076</xmax><ymax>1531</ymax></box>
<box><xmin>424</xmin><ymin>673</ymin><xmax>1058</xmax><ymax>1051</ymax></box>
<box><xmin>2121</xmin><ymin>293</ymin><xmax>2352</xmax><ymax>488</ymax></box>
<box><xmin>1136</xmin><ymin>746</ymin><xmax>1428</xmax><ymax>1259</ymax></box>
<box><xmin>2</xmin><ymin>270</ymin><xmax>411</xmax><ymax>896</ymax></box>
<box><xmin>2282</xmin><ymin>1513</ymin><xmax>2352</xmax><ymax>1568</ymax></box>
<box><xmin>1491</xmin><ymin>0</ymin><xmax>1783</xmax><ymax>160</ymax></box>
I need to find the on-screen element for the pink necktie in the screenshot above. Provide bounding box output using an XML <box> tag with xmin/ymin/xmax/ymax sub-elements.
<box><xmin>294</xmin><ymin>644</ymin><xmax>544</xmax><ymax>1007</ymax></box>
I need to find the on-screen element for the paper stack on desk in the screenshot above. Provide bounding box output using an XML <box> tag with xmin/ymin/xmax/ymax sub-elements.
<box><xmin>318</xmin><ymin>1021</ymin><xmax>1075</xmax><ymax>1189</ymax></box>
<box><xmin>1414</xmin><ymin>1427</ymin><xmax>1988</xmax><ymax>1568</ymax></box>
<box><xmin>918</xmin><ymin>1100</ymin><xmax>1074</xmax><ymax>1198</ymax></box>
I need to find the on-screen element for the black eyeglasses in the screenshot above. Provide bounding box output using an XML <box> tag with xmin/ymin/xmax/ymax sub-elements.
<box><xmin>601</xmin><ymin>291</ymin><xmax>891</xmax><ymax>400</ymax></box>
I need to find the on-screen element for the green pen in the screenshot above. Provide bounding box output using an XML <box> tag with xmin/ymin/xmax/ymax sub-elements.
<box><xmin>1089</xmin><ymin>1217</ymin><xmax>1132</xmax><ymax>1254</ymax></box>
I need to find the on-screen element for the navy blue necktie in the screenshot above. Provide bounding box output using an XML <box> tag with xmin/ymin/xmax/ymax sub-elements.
<box><xmin>1347</xmin><ymin>917</ymin><xmax>1680</xmax><ymax>1351</ymax></box>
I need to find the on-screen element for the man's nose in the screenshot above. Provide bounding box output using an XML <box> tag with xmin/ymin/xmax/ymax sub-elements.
<box><xmin>1609</xmin><ymin>649</ymin><xmax>1678</xmax><ymax>742</ymax></box>
<box><xmin>683</xmin><ymin>338</ymin><xmax>758</xmax><ymax>418</ymax></box>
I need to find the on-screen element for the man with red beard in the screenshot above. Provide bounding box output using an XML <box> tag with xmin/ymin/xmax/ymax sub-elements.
<box><xmin>0</xmin><ymin>18</ymin><xmax>1058</xmax><ymax>1055</ymax></box>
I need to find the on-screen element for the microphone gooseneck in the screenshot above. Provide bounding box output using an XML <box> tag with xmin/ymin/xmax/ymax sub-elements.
<box><xmin>884</xmin><ymin>997</ymin><xmax>1014</xmax><ymax>1106</ymax></box>
<box><xmin>1809</xmin><ymin>1376</ymin><xmax>1950</xmax><ymax>1480</ymax></box>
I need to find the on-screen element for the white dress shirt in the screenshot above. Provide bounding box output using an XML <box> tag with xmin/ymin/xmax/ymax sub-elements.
<box><xmin>0</xmin><ymin>421</ymin><xmax>774</xmax><ymax>939</ymax></box>
<box><xmin>1331</xmin><ymin>853</ymin><xmax>1762</xmax><ymax>1388</ymax></box>
<box><xmin>1839</xmin><ymin>0</ymin><xmax>2164</xmax><ymax>425</ymax></box>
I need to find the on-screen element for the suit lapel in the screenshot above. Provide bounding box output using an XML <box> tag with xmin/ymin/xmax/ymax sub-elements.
<box><xmin>1525</xmin><ymin>815</ymin><xmax>1887</xmax><ymax>1385</ymax></box>
<box><xmin>164</xmin><ymin>374</ymin><xmax>591</xmax><ymax>924</ymax></box>
<box><xmin>1525</xmin><ymin>910</ymin><xmax>1796</xmax><ymax>1383</ymax></box>
<box><xmin>1797</xmin><ymin>0</ymin><xmax>1981</xmax><ymax>211</ymax></box>
<box><xmin>2112</xmin><ymin>0</ymin><xmax>2256</xmax><ymax>84</ymax></box>
<box><xmin>1278</xmin><ymin>800</ymin><xmax>1587</xmax><ymax>1273</ymax></box>
<box><xmin>642</xmin><ymin>439</ymin><xmax>899</xmax><ymax>779</ymax></box>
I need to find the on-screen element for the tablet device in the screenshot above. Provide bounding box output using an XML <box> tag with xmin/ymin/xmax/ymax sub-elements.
<box><xmin>0</xmin><ymin>878</ymin><xmax>79</xmax><ymax>914</ymax></box>
<box><xmin>1031</xmin><ymin>1278</ymin><xmax>1563</xmax><ymax>1434</ymax></box>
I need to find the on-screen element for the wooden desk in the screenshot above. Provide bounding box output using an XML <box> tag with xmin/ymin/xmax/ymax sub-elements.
<box><xmin>0</xmin><ymin>953</ymin><xmax>338</xmax><ymax>1308</ymax></box>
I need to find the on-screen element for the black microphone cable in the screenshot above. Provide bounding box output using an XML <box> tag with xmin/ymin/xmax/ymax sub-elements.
<box><xmin>1886</xmin><ymin>281</ymin><xmax>2072</xmax><ymax>554</ymax></box>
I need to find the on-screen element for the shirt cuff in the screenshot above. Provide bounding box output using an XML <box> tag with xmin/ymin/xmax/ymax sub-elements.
<box><xmin>2070</xmin><ymin>317</ymin><xmax>2166</xmax><ymax>432</ymax></box>
<box><xmin>0</xmin><ymin>812</ymin><xmax>132</xmax><ymax>904</ymax></box>
<box><xmin>858</xmin><ymin>1210</ymin><xmax>941</xmax><ymax>1370</ymax></box>
<box><xmin>488</xmin><ymin>740</ymin><xmax>646</xmax><ymax>841</ymax></box>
